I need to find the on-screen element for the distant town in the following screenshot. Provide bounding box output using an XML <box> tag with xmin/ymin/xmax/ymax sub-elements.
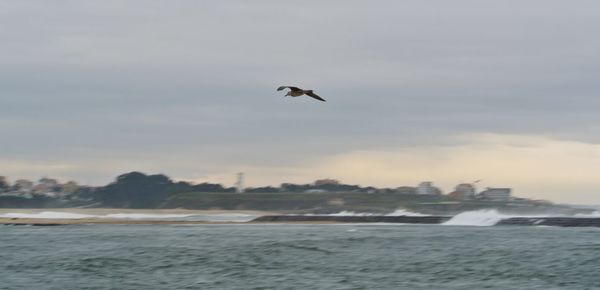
<box><xmin>1</xmin><ymin>171</ymin><xmax>569</xmax><ymax>215</ymax></box>
<box><xmin>2</xmin><ymin>173</ymin><xmax>514</xmax><ymax>201</ymax></box>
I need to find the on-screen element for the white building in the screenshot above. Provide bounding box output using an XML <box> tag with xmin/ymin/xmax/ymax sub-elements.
<box><xmin>479</xmin><ymin>187</ymin><xmax>511</xmax><ymax>201</ymax></box>
<box><xmin>417</xmin><ymin>181</ymin><xmax>438</xmax><ymax>195</ymax></box>
<box><xmin>235</xmin><ymin>173</ymin><xmax>245</xmax><ymax>193</ymax></box>
<box><xmin>305</xmin><ymin>189</ymin><xmax>328</xmax><ymax>193</ymax></box>
<box><xmin>454</xmin><ymin>183</ymin><xmax>476</xmax><ymax>200</ymax></box>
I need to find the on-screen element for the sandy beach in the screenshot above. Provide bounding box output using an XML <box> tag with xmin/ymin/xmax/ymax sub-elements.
<box><xmin>0</xmin><ymin>208</ymin><xmax>277</xmax><ymax>215</ymax></box>
<box><xmin>0</xmin><ymin>208</ymin><xmax>279</xmax><ymax>225</ymax></box>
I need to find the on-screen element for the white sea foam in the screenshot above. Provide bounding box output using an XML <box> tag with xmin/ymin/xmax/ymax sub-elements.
<box><xmin>385</xmin><ymin>209</ymin><xmax>430</xmax><ymax>217</ymax></box>
<box><xmin>102</xmin><ymin>213</ymin><xmax>194</xmax><ymax>220</ymax></box>
<box><xmin>442</xmin><ymin>209</ymin><xmax>510</xmax><ymax>226</ymax></box>
<box><xmin>326</xmin><ymin>211</ymin><xmax>374</xmax><ymax>216</ymax></box>
<box><xmin>443</xmin><ymin>209</ymin><xmax>600</xmax><ymax>226</ymax></box>
<box><xmin>306</xmin><ymin>209</ymin><xmax>429</xmax><ymax>217</ymax></box>
<box><xmin>574</xmin><ymin>211</ymin><xmax>600</xmax><ymax>217</ymax></box>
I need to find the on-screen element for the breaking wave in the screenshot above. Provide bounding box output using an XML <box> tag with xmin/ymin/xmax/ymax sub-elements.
<box><xmin>102</xmin><ymin>213</ymin><xmax>193</xmax><ymax>220</ymax></box>
<box><xmin>385</xmin><ymin>209</ymin><xmax>430</xmax><ymax>217</ymax></box>
<box><xmin>303</xmin><ymin>209</ymin><xmax>429</xmax><ymax>217</ymax></box>
<box><xmin>325</xmin><ymin>211</ymin><xmax>374</xmax><ymax>216</ymax></box>
<box><xmin>442</xmin><ymin>210</ymin><xmax>512</xmax><ymax>226</ymax></box>
<box><xmin>574</xmin><ymin>211</ymin><xmax>600</xmax><ymax>217</ymax></box>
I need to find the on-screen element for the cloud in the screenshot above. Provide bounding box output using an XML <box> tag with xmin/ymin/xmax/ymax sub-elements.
<box><xmin>205</xmin><ymin>134</ymin><xmax>600</xmax><ymax>203</ymax></box>
<box><xmin>3</xmin><ymin>133</ymin><xmax>600</xmax><ymax>203</ymax></box>
<box><xmin>1</xmin><ymin>1</ymin><xmax>600</xmax><ymax>203</ymax></box>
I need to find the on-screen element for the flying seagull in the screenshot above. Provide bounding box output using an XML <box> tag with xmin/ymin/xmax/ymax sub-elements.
<box><xmin>277</xmin><ymin>86</ymin><xmax>326</xmax><ymax>102</ymax></box>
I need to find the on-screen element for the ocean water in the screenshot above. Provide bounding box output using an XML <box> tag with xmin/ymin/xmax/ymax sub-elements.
<box><xmin>1</xmin><ymin>224</ymin><xmax>599</xmax><ymax>290</ymax></box>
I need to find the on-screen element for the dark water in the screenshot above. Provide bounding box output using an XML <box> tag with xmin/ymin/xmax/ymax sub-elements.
<box><xmin>1</xmin><ymin>224</ymin><xmax>599</xmax><ymax>289</ymax></box>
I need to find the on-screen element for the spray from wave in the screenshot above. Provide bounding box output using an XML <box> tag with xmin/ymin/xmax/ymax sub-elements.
<box><xmin>574</xmin><ymin>211</ymin><xmax>600</xmax><ymax>217</ymax></box>
<box><xmin>385</xmin><ymin>209</ymin><xmax>430</xmax><ymax>217</ymax></box>
<box><xmin>102</xmin><ymin>213</ymin><xmax>194</xmax><ymax>220</ymax></box>
<box><xmin>441</xmin><ymin>209</ymin><xmax>558</xmax><ymax>226</ymax></box>
<box><xmin>303</xmin><ymin>209</ymin><xmax>429</xmax><ymax>217</ymax></box>
<box><xmin>442</xmin><ymin>210</ymin><xmax>512</xmax><ymax>226</ymax></box>
<box><xmin>324</xmin><ymin>211</ymin><xmax>374</xmax><ymax>216</ymax></box>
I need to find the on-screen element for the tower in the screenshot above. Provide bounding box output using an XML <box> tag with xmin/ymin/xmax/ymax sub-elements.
<box><xmin>235</xmin><ymin>173</ymin><xmax>245</xmax><ymax>193</ymax></box>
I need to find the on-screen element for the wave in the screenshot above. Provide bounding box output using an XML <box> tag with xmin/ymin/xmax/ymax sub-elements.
<box><xmin>101</xmin><ymin>213</ymin><xmax>194</xmax><ymax>220</ymax></box>
<box><xmin>384</xmin><ymin>209</ymin><xmax>430</xmax><ymax>217</ymax></box>
<box><xmin>302</xmin><ymin>209</ymin><xmax>429</xmax><ymax>217</ymax></box>
<box><xmin>443</xmin><ymin>209</ymin><xmax>600</xmax><ymax>226</ymax></box>
<box><xmin>325</xmin><ymin>211</ymin><xmax>374</xmax><ymax>216</ymax></box>
<box><xmin>574</xmin><ymin>211</ymin><xmax>600</xmax><ymax>217</ymax></box>
<box><xmin>440</xmin><ymin>210</ymin><xmax>559</xmax><ymax>226</ymax></box>
<box><xmin>442</xmin><ymin>209</ymin><xmax>512</xmax><ymax>226</ymax></box>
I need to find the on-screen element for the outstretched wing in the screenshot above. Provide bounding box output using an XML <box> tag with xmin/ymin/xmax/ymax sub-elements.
<box><xmin>277</xmin><ymin>86</ymin><xmax>301</xmax><ymax>92</ymax></box>
<box><xmin>306</xmin><ymin>91</ymin><xmax>326</xmax><ymax>102</ymax></box>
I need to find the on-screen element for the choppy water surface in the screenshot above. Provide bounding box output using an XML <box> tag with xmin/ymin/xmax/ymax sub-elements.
<box><xmin>1</xmin><ymin>224</ymin><xmax>599</xmax><ymax>290</ymax></box>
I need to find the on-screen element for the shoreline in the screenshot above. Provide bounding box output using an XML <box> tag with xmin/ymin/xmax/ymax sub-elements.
<box><xmin>0</xmin><ymin>208</ymin><xmax>280</xmax><ymax>225</ymax></box>
<box><xmin>0</xmin><ymin>208</ymin><xmax>278</xmax><ymax>215</ymax></box>
<box><xmin>4</xmin><ymin>214</ymin><xmax>600</xmax><ymax>227</ymax></box>
<box><xmin>0</xmin><ymin>218</ymin><xmax>351</xmax><ymax>226</ymax></box>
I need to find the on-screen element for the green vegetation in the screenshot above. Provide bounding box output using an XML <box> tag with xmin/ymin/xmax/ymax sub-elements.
<box><xmin>162</xmin><ymin>192</ymin><xmax>583</xmax><ymax>214</ymax></box>
<box><xmin>92</xmin><ymin>172</ymin><xmax>234</xmax><ymax>208</ymax></box>
<box><xmin>0</xmin><ymin>195</ymin><xmax>62</xmax><ymax>208</ymax></box>
<box><xmin>0</xmin><ymin>178</ymin><xmax>9</xmax><ymax>192</ymax></box>
<box><xmin>87</xmin><ymin>171</ymin><xmax>429</xmax><ymax>210</ymax></box>
<box><xmin>0</xmin><ymin>171</ymin><xmax>589</xmax><ymax>215</ymax></box>
<box><xmin>163</xmin><ymin>192</ymin><xmax>447</xmax><ymax>213</ymax></box>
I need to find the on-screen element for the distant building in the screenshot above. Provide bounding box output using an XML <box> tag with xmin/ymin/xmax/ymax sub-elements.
<box><xmin>417</xmin><ymin>182</ymin><xmax>439</xmax><ymax>195</ymax></box>
<box><xmin>14</xmin><ymin>179</ymin><xmax>34</xmax><ymax>192</ymax></box>
<box><xmin>61</xmin><ymin>181</ymin><xmax>80</xmax><ymax>194</ymax></box>
<box><xmin>314</xmin><ymin>179</ymin><xmax>340</xmax><ymax>186</ymax></box>
<box><xmin>33</xmin><ymin>177</ymin><xmax>59</xmax><ymax>194</ymax></box>
<box><xmin>39</xmin><ymin>177</ymin><xmax>58</xmax><ymax>187</ymax></box>
<box><xmin>362</xmin><ymin>186</ymin><xmax>379</xmax><ymax>194</ymax></box>
<box><xmin>235</xmin><ymin>173</ymin><xmax>245</xmax><ymax>193</ymax></box>
<box><xmin>479</xmin><ymin>187</ymin><xmax>511</xmax><ymax>201</ymax></box>
<box><xmin>0</xmin><ymin>176</ymin><xmax>8</xmax><ymax>191</ymax></box>
<box><xmin>395</xmin><ymin>186</ymin><xmax>417</xmax><ymax>195</ymax></box>
<box><xmin>454</xmin><ymin>183</ymin><xmax>476</xmax><ymax>200</ymax></box>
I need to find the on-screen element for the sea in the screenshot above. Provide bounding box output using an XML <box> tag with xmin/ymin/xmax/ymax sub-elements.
<box><xmin>1</xmin><ymin>212</ymin><xmax>600</xmax><ymax>289</ymax></box>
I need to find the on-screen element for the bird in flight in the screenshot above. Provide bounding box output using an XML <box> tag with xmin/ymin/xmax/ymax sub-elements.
<box><xmin>277</xmin><ymin>86</ymin><xmax>326</xmax><ymax>102</ymax></box>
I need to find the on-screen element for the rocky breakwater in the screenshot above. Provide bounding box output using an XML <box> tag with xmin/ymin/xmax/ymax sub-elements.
<box><xmin>497</xmin><ymin>217</ymin><xmax>600</xmax><ymax>227</ymax></box>
<box><xmin>251</xmin><ymin>215</ymin><xmax>451</xmax><ymax>224</ymax></box>
<box><xmin>252</xmin><ymin>215</ymin><xmax>600</xmax><ymax>227</ymax></box>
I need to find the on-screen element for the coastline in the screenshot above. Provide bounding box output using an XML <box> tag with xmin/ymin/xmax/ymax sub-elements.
<box><xmin>0</xmin><ymin>218</ymin><xmax>244</xmax><ymax>225</ymax></box>
<box><xmin>0</xmin><ymin>208</ymin><xmax>277</xmax><ymax>215</ymax></box>
<box><xmin>0</xmin><ymin>218</ymin><xmax>353</xmax><ymax>225</ymax></box>
<box><xmin>0</xmin><ymin>208</ymin><xmax>279</xmax><ymax>225</ymax></box>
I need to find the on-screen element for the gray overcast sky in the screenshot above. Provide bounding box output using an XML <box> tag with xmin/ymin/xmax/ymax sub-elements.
<box><xmin>2</xmin><ymin>1</ymin><xmax>600</xmax><ymax>203</ymax></box>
